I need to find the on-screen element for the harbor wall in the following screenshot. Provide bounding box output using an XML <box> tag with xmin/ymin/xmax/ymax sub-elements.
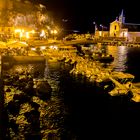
<box><xmin>2</xmin><ymin>56</ymin><xmax>46</xmax><ymax>64</ymax></box>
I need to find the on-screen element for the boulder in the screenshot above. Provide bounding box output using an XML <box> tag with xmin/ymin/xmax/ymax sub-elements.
<box><xmin>36</xmin><ymin>80</ymin><xmax>52</xmax><ymax>100</ymax></box>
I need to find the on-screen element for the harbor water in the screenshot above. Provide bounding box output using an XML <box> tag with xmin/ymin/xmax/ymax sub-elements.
<box><xmin>2</xmin><ymin>45</ymin><xmax>140</xmax><ymax>139</ymax></box>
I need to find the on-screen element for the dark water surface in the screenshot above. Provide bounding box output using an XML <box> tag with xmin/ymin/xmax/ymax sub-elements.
<box><xmin>2</xmin><ymin>45</ymin><xmax>140</xmax><ymax>139</ymax></box>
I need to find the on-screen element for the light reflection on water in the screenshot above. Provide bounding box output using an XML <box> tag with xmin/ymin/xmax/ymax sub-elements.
<box><xmin>44</xmin><ymin>61</ymin><xmax>61</xmax><ymax>95</ymax></box>
<box><xmin>3</xmin><ymin>62</ymin><xmax>66</xmax><ymax>139</ymax></box>
<box><xmin>3</xmin><ymin>45</ymin><xmax>140</xmax><ymax>139</ymax></box>
<box><xmin>107</xmin><ymin>45</ymin><xmax>128</xmax><ymax>72</ymax></box>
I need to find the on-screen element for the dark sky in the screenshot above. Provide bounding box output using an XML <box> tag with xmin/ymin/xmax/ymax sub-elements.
<box><xmin>39</xmin><ymin>0</ymin><xmax>139</xmax><ymax>33</ymax></box>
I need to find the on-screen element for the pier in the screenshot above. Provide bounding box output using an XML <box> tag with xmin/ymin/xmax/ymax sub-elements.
<box><xmin>1</xmin><ymin>40</ymin><xmax>139</xmax><ymax>101</ymax></box>
<box><xmin>27</xmin><ymin>38</ymin><xmax>140</xmax><ymax>49</ymax></box>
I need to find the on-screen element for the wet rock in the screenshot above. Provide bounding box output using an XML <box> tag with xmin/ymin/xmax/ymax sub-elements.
<box><xmin>9</xmin><ymin>119</ymin><xmax>19</xmax><ymax>134</ymax></box>
<box><xmin>16</xmin><ymin>82</ymin><xmax>27</xmax><ymax>90</ymax></box>
<box><xmin>6</xmin><ymin>87</ymin><xmax>11</xmax><ymax>92</ymax></box>
<box><xmin>23</xmin><ymin>84</ymin><xmax>35</xmax><ymax>96</ymax></box>
<box><xmin>4</xmin><ymin>79</ymin><xmax>14</xmax><ymax>85</ymax></box>
<box><xmin>30</xmin><ymin>101</ymin><xmax>40</xmax><ymax>110</ymax></box>
<box><xmin>24</xmin><ymin>110</ymin><xmax>40</xmax><ymax>124</ymax></box>
<box><xmin>36</xmin><ymin>81</ymin><xmax>52</xmax><ymax>101</ymax></box>
<box><xmin>13</xmin><ymin>75</ymin><xmax>19</xmax><ymax>81</ymax></box>
<box><xmin>13</xmin><ymin>93</ymin><xmax>31</xmax><ymax>104</ymax></box>
<box><xmin>48</xmin><ymin>132</ymin><xmax>59</xmax><ymax>140</ymax></box>
<box><xmin>7</xmin><ymin>101</ymin><xmax>20</xmax><ymax>116</ymax></box>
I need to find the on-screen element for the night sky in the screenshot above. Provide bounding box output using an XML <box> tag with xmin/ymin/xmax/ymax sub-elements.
<box><xmin>39</xmin><ymin>0</ymin><xmax>139</xmax><ymax>33</ymax></box>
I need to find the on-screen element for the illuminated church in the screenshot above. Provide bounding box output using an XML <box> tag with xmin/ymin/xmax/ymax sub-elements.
<box><xmin>110</xmin><ymin>10</ymin><xmax>140</xmax><ymax>41</ymax></box>
<box><xmin>96</xmin><ymin>10</ymin><xmax>140</xmax><ymax>42</ymax></box>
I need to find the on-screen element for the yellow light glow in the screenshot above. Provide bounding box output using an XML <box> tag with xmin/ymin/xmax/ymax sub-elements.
<box><xmin>40</xmin><ymin>46</ymin><xmax>46</xmax><ymax>50</ymax></box>
<box><xmin>121</xmin><ymin>31</ymin><xmax>128</xmax><ymax>37</ymax></box>
<box><xmin>31</xmin><ymin>48</ymin><xmax>36</xmax><ymax>51</ymax></box>
<box><xmin>15</xmin><ymin>29</ymin><xmax>21</xmax><ymax>33</ymax></box>
<box><xmin>54</xmin><ymin>30</ymin><xmax>57</xmax><ymax>34</ymax></box>
<box><xmin>99</xmin><ymin>31</ymin><xmax>102</xmax><ymax>36</ymax></box>
<box><xmin>21</xmin><ymin>29</ymin><xmax>24</xmax><ymax>33</ymax></box>
<box><xmin>40</xmin><ymin>30</ymin><xmax>45</xmax><ymax>37</ymax></box>
<box><xmin>49</xmin><ymin>45</ymin><xmax>58</xmax><ymax>49</ymax></box>
<box><xmin>20</xmin><ymin>32</ymin><xmax>23</xmax><ymax>38</ymax></box>
<box><xmin>51</xmin><ymin>30</ymin><xmax>58</xmax><ymax>34</ymax></box>
<box><xmin>26</xmin><ymin>32</ymin><xmax>29</xmax><ymax>39</ymax></box>
<box><xmin>31</xmin><ymin>30</ymin><xmax>35</xmax><ymax>33</ymax></box>
<box><xmin>124</xmin><ymin>32</ymin><xmax>128</xmax><ymax>37</ymax></box>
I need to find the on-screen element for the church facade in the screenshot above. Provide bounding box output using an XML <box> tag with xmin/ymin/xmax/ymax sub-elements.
<box><xmin>95</xmin><ymin>10</ymin><xmax>140</xmax><ymax>42</ymax></box>
<box><xmin>110</xmin><ymin>10</ymin><xmax>140</xmax><ymax>41</ymax></box>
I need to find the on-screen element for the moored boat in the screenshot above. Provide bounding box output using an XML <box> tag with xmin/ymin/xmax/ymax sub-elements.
<box><xmin>108</xmin><ymin>72</ymin><xmax>134</xmax><ymax>96</ymax></box>
<box><xmin>92</xmin><ymin>54</ymin><xmax>114</xmax><ymax>63</ymax></box>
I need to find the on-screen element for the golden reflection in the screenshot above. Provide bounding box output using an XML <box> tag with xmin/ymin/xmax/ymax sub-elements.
<box><xmin>107</xmin><ymin>45</ymin><xmax>128</xmax><ymax>71</ymax></box>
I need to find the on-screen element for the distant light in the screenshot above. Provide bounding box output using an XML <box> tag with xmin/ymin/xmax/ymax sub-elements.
<box><xmin>39</xmin><ymin>4</ymin><xmax>46</xmax><ymax>8</ymax></box>
<box><xmin>15</xmin><ymin>29</ymin><xmax>21</xmax><ymax>33</ymax></box>
<box><xmin>31</xmin><ymin>30</ymin><xmax>35</xmax><ymax>34</ymax></box>
<box><xmin>53</xmin><ymin>46</ymin><xmax>58</xmax><ymax>49</ymax></box>
<box><xmin>51</xmin><ymin>30</ymin><xmax>58</xmax><ymax>34</ymax></box>
<box><xmin>73</xmin><ymin>30</ymin><xmax>79</xmax><ymax>33</ymax></box>
<box><xmin>49</xmin><ymin>45</ymin><xmax>58</xmax><ymax>50</ymax></box>
<box><xmin>26</xmin><ymin>32</ymin><xmax>29</xmax><ymax>39</ymax></box>
<box><xmin>99</xmin><ymin>31</ymin><xmax>102</xmax><ymax>36</ymax></box>
<box><xmin>40</xmin><ymin>30</ymin><xmax>45</xmax><ymax>37</ymax></box>
<box><xmin>124</xmin><ymin>32</ymin><xmax>128</xmax><ymax>37</ymax></box>
<box><xmin>50</xmin><ymin>46</ymin><xmax>53</xmax><ymax>49</ymax></box>
<box><xmin>120</xmin><ymin>31</ymin><xmax>128</xmax><ymax>37</ymax></box>
<box><xmin>62</xmin><ymin>19</ymin><xmax>68</xmax><ymax>22</ymax></box>
<box><xmin>40</xmin><ymin>46</ymin><xmax>46</xmax><ymax>50</ymax></box>
<box><xmin>54</xmin><ymin>30</ymin><xmax>57</xmax><ymax>34</ymax></box>
<box><xmin>31</xmin><ymin>48</ymin><xmax>36</xmax><ymax>51</ymax></box>
<box><xmin>20</xmin><ymin>32</ymin><xmax>23</xmax><ymax>38</ymax></box>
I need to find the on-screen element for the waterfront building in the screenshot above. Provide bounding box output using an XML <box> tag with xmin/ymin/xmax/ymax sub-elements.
<box><xmin>0</xmin><ymin>0</ymin><xmax>53</xmax><ymax>41</ymax></box>
<box><xmin>95</xmin><ymin>10</ymin><xmax>140</xmax><ymax>42</ymax></box>
<box><xmin>94</xmin><ymin>23</ymin><xmax>109</xmax><ymax>38</ymax></box>
<box><xmin>110</xmin><ymin>9</ymin><xmax>140</xmax><ymax>41</ymax></box>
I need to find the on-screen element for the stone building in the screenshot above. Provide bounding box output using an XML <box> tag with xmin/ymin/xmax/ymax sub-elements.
<box><xmin>110</xmin><ymin>10</ymin><xmax>140</xmax><ymax>42</ymax></box>
<box><xmin>95</xmin><ymin>10</ymin><xmax>140</xmax><ymax>42</ymax></box>
<box><xmin>0</xmin><ymin>0</ymin><xmax>50</xmax><ymax>40</ymax></box>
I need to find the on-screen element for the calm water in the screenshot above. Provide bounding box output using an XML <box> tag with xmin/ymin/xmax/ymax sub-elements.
<box><xmin>2</xmin><ymin>45</ymin><xmax>140</xmax><ymax>139</ymax></box>
<box><xmin>107</xmin><ymin>45</ymin><xmax>140</xmax><ymax>82</ymax></box>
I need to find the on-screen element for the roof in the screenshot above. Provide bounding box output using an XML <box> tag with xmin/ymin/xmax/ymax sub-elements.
<box><xmin>96</xmin><ymin>25</ymin><xmax>109</xmax><ymax>31</ymax></box>
<box><xmin>122</xmin><ymin>23</ymin><xmax>140</xmax><ymax>32</ymax></box>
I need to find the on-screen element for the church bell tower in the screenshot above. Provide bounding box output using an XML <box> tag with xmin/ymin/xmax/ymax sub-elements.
<box><xmin>119</xmin><ymin>9</ymin><xmax>125</xmax><ymax>24</ymax></box>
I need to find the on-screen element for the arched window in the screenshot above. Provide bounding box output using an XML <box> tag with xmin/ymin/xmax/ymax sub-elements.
<box><xmin>114</xmin><ymin>25</ymin><xmax>117</xmax><ymax>30</ymax></box>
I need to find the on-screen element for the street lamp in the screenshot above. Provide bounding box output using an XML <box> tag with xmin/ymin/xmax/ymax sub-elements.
<box><xmin>93</xmin><ymin>22</ymin><xmax>96</xmax><ymax>34</ymax></box>
<box><xmin>100</xmin><ymin>24</ymin><xmax>103</xmax><ymax>37</ymax></box>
